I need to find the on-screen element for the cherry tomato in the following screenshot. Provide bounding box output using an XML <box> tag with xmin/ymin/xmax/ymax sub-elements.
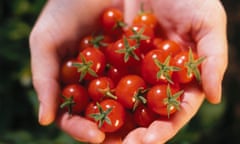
<box><xmin>79</xmin><ymin>34</ymin><xmax>112</xmax><ymax>52</ymax></box>
<box><xmin>141</xmin><ymin>49</ymin><xmax>180</xmax><ymax>85</ymax></box>
<box><xmin>85</xmin><ymin>102</ymin><xmax>99</xmax><ymax>121</ymax></box>
<box><xmin>171</xmin><ymin>49</ymin><xmax>205</xmax><ymax>84</ymax></box>
<box><xmin>60</xmin><ymin>84</ymin><xmax>89</xmax><ymax>114</ymax></box>
<box><xmin>115</xmin><ymin>75</ymin><xmax>147</xmax><ymax>110</ymax></box>
<box><xmin>88</xmin><ymin>77</ymin><xmax>116</xmax><ymax>101</ymax></box>
<box><xmin>75</xmin><ymin>47</ymin><xmax>106</xmax><ymax>81</ymax></box>
<box><xmin>112</xmin><ymin>111</ymin><xmax>137</xmax><ymax>138</ymax></box>
<box><xmin>146</xmin><ymin>84</ymin><xmax>183</xmax><ymax>117</ymax></box>
<box><xmin>101</xmin><ymin>8</ymin><xmax>125</xmax><ymax>38</ymax></box>
<box><xmin>105</xmin><ymin>37</ymin><xmax>141</xmax><ymax>69</ymax></box>
<box><xmin>133</xmin><ymin>12</ymin><xmax>157</xmax><ymax>29</ymax></box>
<box><xmin>156</xmin><ymin>40</ymin><xmax>181</xmax><ymax>56</ymax></box>
<box><xmin>106</xmin><ymin>64</ymin><xmax>129</xmax><ymax>84</ymax></box>
<box><xmin>133</xmin><ymin>104</ymin><xmax>158</xmax><ymax>127</ymax></box>
<box><xmin>60</xmin><ymin>58</ymin><xmax>80</xmax><ymax>85</ymax></box>
<box><xmin>86</xmin><ymin>99</ymin><xmax>125</xmax><ymax>133</ymax></box>
<box><xmin>125</xmin><ymin>24</ymin><xmax>155</xmax><ymax>54</ymax></box>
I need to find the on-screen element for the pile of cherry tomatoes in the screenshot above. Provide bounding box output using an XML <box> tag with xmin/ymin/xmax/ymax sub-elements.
<box><xmin>59</xmin><ymin>7</ymin><xmax>205</xmax><ymax>135</ymax></box>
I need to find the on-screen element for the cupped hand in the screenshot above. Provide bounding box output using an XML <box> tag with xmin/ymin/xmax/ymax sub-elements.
<box><xmin>29</xmin><ymin>0</ymin><xmax>122</xmax><ymax>143</ymax></box>
<box><xmin>29</xmin><ymin>0</ymin><xmax>228</xmax><ymax>143</ymax></box>
<box><xmin>123</xmin><ymin>0</ymin><xmax>227</xmax><ymax>143</ymax></box>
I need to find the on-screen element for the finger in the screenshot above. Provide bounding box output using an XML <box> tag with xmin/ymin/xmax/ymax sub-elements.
<box><xmin>123</xmin><ymin>127</ymin><xmax>146</xmax><ymax>144</ymax></box>
<box><xmin>56</xmin><ymin>112</ymin><xmax>105</xmax><ymax>143</ymax></box>
<box><xmin>29</xmin><ymin>27</ymin><xmax>61</xmax><ymax>125</ymax></box>
<box><xmin>197</xmin><ymin>2</ymin><xmax>228</xmax><ymax>104</ymax></box>
<box><xmin>142</xmin><ymin>85</ymin><xmax>205</xmax><ymax>144</ymax></box>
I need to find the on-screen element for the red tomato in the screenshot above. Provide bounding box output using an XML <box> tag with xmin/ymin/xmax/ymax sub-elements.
<box><xmin>101</xmin><ymin>8</ymin><xmax>125</xmax><ymax>38</ymax></box>
<box><xmin>106</xmin><ymin>65</ymin><xmax>129</xmax><ymax>84</ymax></box>
<box><xmin>105</xmin><ymin>37</ymin><xmax>141</xmax><ymax>69</ymax></box>
<box><xmin>75</xmin><ymin>47</ymin><xmax>106</xmax><ymax>81</ymax></box>
<box><xmin>60</xmin><ymin>58</ymin><xmax>80</xmax><ymax>85</ymax></box>
<box><xmin>156</xmin><ymin>40</ymin><xmax>181</xmax><ymax>56</ymax></box>
<box><xmin>85</xmin><ymin>102</ymin><xmax>99</xmax><ymax>121</ymax></box>
<box><xmin>171</xmin><ymin>49</ymin><xmax>205</xmax><ymax>84</ymax></box>
<box><xmin>60</xmin><ymin>84</ymin><xmax>89</xmax><ymax>114</ymax></box>
<box><xmin>146</xmin><ymin>84</ymin><xmax>183</xmax><ymax>117</ymax></box>
<box><xmin>115</xmin><ymin>75</ymin><xmax>147</xmax><ymax>110</ymax></box>
<box><xmin>133</xmin><ymin>12</ymin><xmax>157</xmax><ymax>29</ymax></box>
<box><xmin>88</xmin><ymin>77</ymin><xmax>116</xmax><ymax>101</ymax></box>
<box><xmin>133</xmin><ymin>104</ymin><xmax>158</xmax><ymax>127</ymax></box>
<box><xmin>125</xmin><ymin>24</ymin><xmax>155</xmax><ymax>54</ymax></box>
<box><xmin>112</xmin><ymin>111</ymin><xmax>137</xmax><ymax>138</ymax></box>
<box><xmin>79</xmin><ymin>35</ymin><xmax>112</xmax><ymax>51</ymax></box>
<box><xmin>86</xmin><ymin>99</ymin><xmax>125</xmax><ymax>133</ymax></box>
<box><xmin>141</xmin><ymin>49</ymin><xmax>180</xmax><ymax>85</ymax></box>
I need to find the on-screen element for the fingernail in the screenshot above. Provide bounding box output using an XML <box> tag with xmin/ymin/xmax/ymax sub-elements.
<box><xmin>38</xmin><ymin>104</ymin><xmax>53</xmax><ymax>126</ymax></box>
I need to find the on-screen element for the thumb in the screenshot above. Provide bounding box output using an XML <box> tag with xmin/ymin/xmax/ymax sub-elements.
<box><xmin>197</xmin><ymin>3</ymin><xmax>228</xmax><ymax>104</ymax></box>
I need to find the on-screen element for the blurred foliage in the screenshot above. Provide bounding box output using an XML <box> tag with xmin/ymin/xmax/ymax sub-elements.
<box><xmin>0</xmin><ymin>0</ymin><xmax>240</xmax><ymax>143</ymax></box>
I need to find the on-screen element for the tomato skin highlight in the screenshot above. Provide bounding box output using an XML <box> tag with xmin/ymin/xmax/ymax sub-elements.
<box><xmin>146</xmin><ymin>84</ymin><xmax>182</xmax><ymax>116</ymax></box>
<box><xmin>61</xmin><ymin>84</ymin><xmax>89</xmax><ymax>114</ymax></box>
<box><xmin>115</xmin><ymin>75</ymin><xmax>147</xmax><ymax>109</ymax></box>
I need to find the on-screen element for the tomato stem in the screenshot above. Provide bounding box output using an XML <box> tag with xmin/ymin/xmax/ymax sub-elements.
<box><xmin>72</xmin><ymin>54</ymin><xmax>98</xmax><ymax>82</ymax></box>
<box><xmin>133</xmin><ymin>87</ymin><xmax>148</xmax><ymax>111</ymax></box>
<box><xmin>154</xmin><ymin>55</ymin><xmax>181</xmax><ymax>84</ymax></box>
<box><xmin>60</xmin><ymin>95</ymin><xmax>76</xmax><ymax>115</ymax></box>
<box><xmin>185</xmin><ymin>48</ymin><xmax>206</xmax><ymax>83</ymax></box>
<box><xmin>116</xmin><ymin>36</ymin><xmax>140</xmax><ymax>63</ymax></box>
<box><xmin>163</xmin><ymin>84</ymin><xmax>184</xmax><ymax>118</ymax></box>
<box><xmin>89</xmin><ymin>103</ymin><xmax>113</xmax><ymax>128</ymax></box>
<box><xmin>98</xmin><ymin>84</ymin><xmax>117</xmax><ymax>100</ymax></box>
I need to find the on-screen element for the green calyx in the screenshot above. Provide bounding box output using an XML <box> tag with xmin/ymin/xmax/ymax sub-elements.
<box><xmin>185</xmin><ymin>48</ymin><xmax>206</xmax><ymax>83</ymax></box>
<box><xmin>116</xmin><ymin>36</ymin><xmax>140</xmax><ymax>63</ymax></box>
<box><xmin>154</xmin><ymin>55</ymin><xmax>181</xmax><ymax>84</ymax></box>
<box><xmin>72</xmin><ymin>54</ymin><xmax>98</xmax><ymax>82</ymax></box>
<box><xmin>163</xmin><ymin>84</ymin><xmax>184</xmax><ymax>118</ymax></box>
<box><xmin>89</xmin><ymin>103</ymin><xmax>113</xmax><ymax>128</ymax></box>
<box><xmin>132</xmin><ymin>87</ymin><xmax>148</xmax><ymax>111</ymax></box>
<box><xmin>129</xmin><ymin>27</ymin><xmax>149</xmax><ymax>47</ymax></box>
<box><xmin>97</xmin><ymin>83</ymin><xmax>117</xmax><ymax>100</ymax></box>
<box><xmin>90</xmin><ymin>35</ymin><xmax>108</xmax><ymax>48</ymax></box>
<box><xmin>60</xmin><ymin>95</ymin><xmax>76</xmax><ymax>115</ymax></box>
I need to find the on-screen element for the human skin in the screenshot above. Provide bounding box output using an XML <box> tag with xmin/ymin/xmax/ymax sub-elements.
<box><xmin>29</xmin><ymin>0</ymin><xmax>227</xmax><ymax>143</ymax></box>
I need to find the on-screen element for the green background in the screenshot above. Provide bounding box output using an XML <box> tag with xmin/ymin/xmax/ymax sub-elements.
<box><xmin>0</xmin><ymin>0</ymin><xmax>239</xmax><ymax>143</ymax></box>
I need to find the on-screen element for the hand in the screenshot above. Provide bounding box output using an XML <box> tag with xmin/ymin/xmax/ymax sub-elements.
<box><xmin>123</xmin><ymin>0</ymin><xmax>227</xmax><ymax>143</ymax></box>
<box><xmin>29</xmin><ymin>0</ymin><xmax>122</xmax><ymax>143</ymax></box>
<box><xmin>29</xmin><ymin>0</ymin><xmax>228</xmax><ymax>144</ymax></box>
